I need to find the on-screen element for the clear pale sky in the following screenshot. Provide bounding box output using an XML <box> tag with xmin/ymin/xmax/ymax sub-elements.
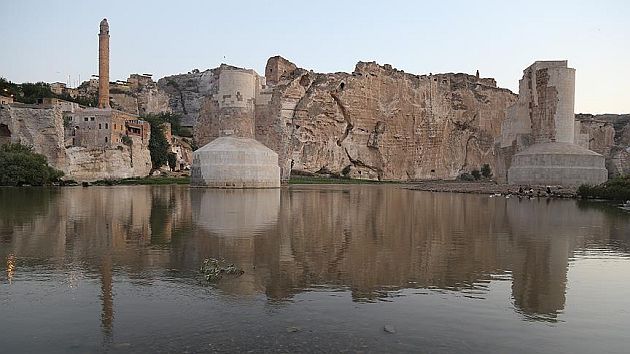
<box><xmin>1</xmin><ymin>0</ymin><xmax>628</xmax><ymax>113</ymax></box>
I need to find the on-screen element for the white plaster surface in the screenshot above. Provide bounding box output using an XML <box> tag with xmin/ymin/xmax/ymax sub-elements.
<box><xmin>191</xmin><ymin>137</ymin><xmax>280</xmax><ymax>188</ymax></box>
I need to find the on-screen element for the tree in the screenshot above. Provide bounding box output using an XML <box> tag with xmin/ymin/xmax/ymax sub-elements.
<box><xmin>471</xmin><ymin>169</ymin><xmax>481</xmax><ymax>180</ymax></box>
<box><xmin>0</xmin><ymin>143</ymin><xmax>64</xmax><ymax>186</ymax></box>
<box><xmin>142</xmin><ymin>112</ymin><xmax>183</xmax><ymax>136</ymax></box>
<box><xmin>0</xmin><ymin>77</ymin><xmax>21</xmax><ymax>99</ymax></box>
<box><xmin>481</xmin><ymin>164</ymin><xmax>492</xmax><ymax>179</ymax></box>
<box><xmin>167</xmin><ymin>152</ymin><xmax>177</xmax><ymax>171</ymax></box>
<box><xmin>20</xmin><ymin>82</ymin><xmax>54</xmax><ymax>103</ymax></box>
<box><xmin>143</xmin><ymin>116</ymin><xmax>170</xmax><ymax>170</ymax></box>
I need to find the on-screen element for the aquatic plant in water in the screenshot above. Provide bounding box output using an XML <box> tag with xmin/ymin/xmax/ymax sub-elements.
<box><xmin>200</xmin><ymin>258</ymin><xmax>244</xmax><ymax>282</ymax></box>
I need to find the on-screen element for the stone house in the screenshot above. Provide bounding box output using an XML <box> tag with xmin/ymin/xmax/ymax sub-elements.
<box><xmin>0</xmin><ymin>95</ymin><xmax>13</xmax><ymax>105</ymax></box>
<box><xmin>65</xmin><ymin>107</ymin><xmax>150</xmax><ymax>148</ymax></box>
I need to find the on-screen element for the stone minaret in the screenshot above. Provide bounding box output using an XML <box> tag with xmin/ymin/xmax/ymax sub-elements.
<box><xmin>98</xmin><ymin>18</ymin><xmax>110</xmax><ymax>108</ymax></box>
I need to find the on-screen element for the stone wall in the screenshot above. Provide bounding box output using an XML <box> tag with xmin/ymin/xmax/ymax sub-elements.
<box><xmin>265</xmin><ymin>56</ymin><xmax>297</xmax><ymax>85</ymax></box>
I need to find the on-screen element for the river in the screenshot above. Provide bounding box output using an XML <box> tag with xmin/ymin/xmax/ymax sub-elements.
<box><xmin>1</xmin><ymin>185</ymin><xmax>629</xmax><ymax>353</ymax></box>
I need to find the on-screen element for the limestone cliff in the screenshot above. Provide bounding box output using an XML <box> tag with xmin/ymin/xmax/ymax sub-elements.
<box><xmin>0</xmin><ymin>103</ymin><xmax>67</xmax><ymax>169</ymax></box>
<box><xmin>258</xmin><ymin>59</ymin><xmax>517</xmax><ymax>181</ymax></box>
<box><xmin>168</xmin><ymin>58</ymin><xmax>517</xmax><ymax>181</ymax></box>
<box><xmin>576</xmin><ymin>114</ymin><xmax>630</xmax><ymax>177</ymax></box>
<box><xmin>158</xmin><ymin>69</ymin><xmax>217</xmax><ymax>128</ymax></box>
<box><xmin>64</xmin><ymin>135</ymin><xmax>151</xmax><ymax>181</ymax></box>
<box><xmin>1</xmin><ymin>103</ymin><xmax>152</xmax><ymax>181</ymax></box>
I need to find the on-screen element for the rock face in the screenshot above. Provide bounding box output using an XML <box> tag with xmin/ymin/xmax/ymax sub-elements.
<box><xmin>575</xmin><ymin>114</ymin><xmax>630</xmax><ymax>177</ymax></box>
<box><xmin>0</xmin><ymin>103</ymin><xmax>66</xmax><ymax>168</ymax></box>
<box><xmin>0</xmin><ymin>103</ymin><xmax>151</xmax><ymax>181</ymax></box>
<box><xmin>64</xmin><ymin>135</ymin><xmax>151</xmax><ymax>181</ymax></box>
<box><xmin>167</xmin><ymin>57</ymin><xmax>517</xmax><ymax>181</ymax></box>
<box><xmin>158</xmin><ymin>69</ymin><xmax>217</xmax><ymax>128</ymax></box>
<box><xmin>257</xmin><ymin>59</ymin><xmax>517</xmax><ymax>181</ymax></box>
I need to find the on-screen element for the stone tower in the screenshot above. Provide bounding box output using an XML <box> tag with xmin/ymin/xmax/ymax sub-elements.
<box><xmin>98</xmin><ymin>18</ymin><xmax>110</xmax><ymax>109</ymax></box>
<box><xmin>190</xmin><ymin>65</ymin><xmax>281</xmax><ymax>188</ymax></box>
<box><xmin>503</xmin><ymin>61</ymin><xmax>607</xmax><ymax>186</ymax></box>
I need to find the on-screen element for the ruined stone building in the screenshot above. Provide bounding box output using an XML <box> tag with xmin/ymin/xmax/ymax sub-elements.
<box><xmin>65</xmin><ymin>108</ymin><xmax>149</xmax><ymax>148</ymax></box>
<box><xmin>188</xmin><ymin>65</ymin><xmax>281</xmax><ymax>188</ymax></box>
<box><xmin>497</xmin><ymin>61</ymin><xmax>607</xmax><ymax>186</ymax></box>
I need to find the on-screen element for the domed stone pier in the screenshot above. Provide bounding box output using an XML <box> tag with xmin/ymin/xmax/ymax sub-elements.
<box><xmin>508</xmin><ymin>142</ymin><xmax>607</xmax><ymax>186</ymax></box>
<box><xmin>190</xmin><ymin>137</ymin><xmax>280</xmax><ymax>188</ymax></box>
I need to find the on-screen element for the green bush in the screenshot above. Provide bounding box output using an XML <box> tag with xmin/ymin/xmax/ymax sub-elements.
<box><xmin>577</xmin><ymin>175</ymin><xmax>630</xmax><ymax>201</ymax></box>
<box><xmin>142</xmin><ymin>112</ymin><xmax>183</xmax><ymax>136</ymax></box>
<box><xmin>142</xmin><ymin>115</ymin><xmax>170</xmax><ymax>170</ymax></box>
<box><xmin>121</xmin><ymin>135</ymin><xmax>132</xmax><ymax>146</ymax></box>
<box><xmin>0</xmin><ymin>144</ymin><xmax>64</xmax><ymax>186</ymax></box>
<box><xmin>471</xmin><ymin>169</ymin><xmax>481</xmax><ymax>180</ymax></box>
<box><xmin>458</xmin><ymin>172</ymin><xmax>475</xmax><ymax>181</ymax></box>
<box><xmin>481</xmin><ymin>164</ymin><xmax>492</xmax><ymax>179</ymax></box>
<box><xmin>167</xmin><ymin>152</ymin><xmax>177</xmax><ymax>171</ymax></box>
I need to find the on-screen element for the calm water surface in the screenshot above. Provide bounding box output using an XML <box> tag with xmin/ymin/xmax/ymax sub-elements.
<box><xmin>1</xmin><ymin>185</ymin><xmax>629</xmax><ymax>353</ymax></box>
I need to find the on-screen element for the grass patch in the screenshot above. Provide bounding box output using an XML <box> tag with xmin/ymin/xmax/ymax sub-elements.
<box><xmin>288</xmin><ymin>176</ymin><xmax>396</xmax><ymax>185</ymax></box>
<box><xmin>577</xmin><ymin>175</ymin><xmax>630</xmax><ymax>201</ymax></box>
<box><xmin>92</xmin><ymin>176</ymin><xmax>190</xmax><ymax>186</ymax></box>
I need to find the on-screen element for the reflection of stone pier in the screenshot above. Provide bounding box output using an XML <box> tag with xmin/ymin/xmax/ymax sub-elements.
<box><xmin>191</xmin><ymin>189</ymin><xmax>280</xmax><ymax>295</ymax></box>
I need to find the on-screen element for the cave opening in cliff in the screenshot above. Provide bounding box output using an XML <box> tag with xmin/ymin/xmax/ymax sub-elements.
<box><xmin>0</xmin><ymin>124</ymin><xmax>11</xmax><ymax>145</ymax></box>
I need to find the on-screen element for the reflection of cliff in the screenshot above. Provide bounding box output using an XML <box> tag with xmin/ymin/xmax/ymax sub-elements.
<box><xmin>2</xmin><ymin>186</ymin><xmax>629</xmax><ymax>324</ymax></box>
<box><xmin>189</xmin><ymin>186</ymin><xmax>625</xmax><ymax>322</ymax></box>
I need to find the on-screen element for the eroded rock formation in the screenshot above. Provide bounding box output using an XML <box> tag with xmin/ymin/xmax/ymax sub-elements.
<box><xmin>261</xmin><ymin>60</ymin><xmax>517</xmax><ymax>181</ymax></box>
<box><xmin>576</xmin><ymin>113</ymin><xmax>630</xmax><ymax>177</ymax></box>
<box><xmin>163</xmin><ymin>57</ymin><xmax>517</xmax><ymax>181</ymax></box>
<box><xmin>0</xmin><ymin>103</ymin><xmax>151</xmax><ymax>181</ymax></box>
<box><xmin>0</xmin><ymin>103</ymin><xmax>66</xmax><ymax>168</ymax></box>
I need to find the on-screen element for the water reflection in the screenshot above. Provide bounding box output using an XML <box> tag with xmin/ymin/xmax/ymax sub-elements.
<box><xmin>1</xmin><ymin>185</ymin><xmax>629</xmax><ymax>342</ymax></box>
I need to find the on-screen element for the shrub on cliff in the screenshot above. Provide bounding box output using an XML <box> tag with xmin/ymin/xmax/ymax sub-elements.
<box><xmin>481</xmin><ymin>164</ymin><xmax>493</xmax><ymax>179</ymax></box>
<box><xmin>0</xmin><ymin>143</ymin><xmax>64</xmax><ymax>186</ymax></box>
<box><xmin>142</xmin><ymin>116</ymin><xmax>170</xmax><ymax>170</ymax></box>
<box><xmin>167</xmin><ymin>152</ymin><xmax>177</xmax><ymax>171</ymax></box>
<box><xmin>458</xmin><ymin>172</ymin><xmax>475</xmax><ymax>181</ymax></box>
<box><xmin>142</xmin><ymin>112</ymin><xmax>183</xmax><ymax>136</ymax></box>
<box><xmin>577</xmin><ymin>176</ymin><xmax>630</xmax><ymax>201</ymax></box>
<box><xmin>471</xmin><ymin>169</ymin><xmax>481</xmax><ymax>180</ymax></box>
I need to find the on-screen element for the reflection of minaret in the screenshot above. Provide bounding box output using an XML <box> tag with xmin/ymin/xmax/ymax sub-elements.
<box><xmin>98</xmin><ymin>18</ymin><xmax>110</xmax><ymax>108</ymax></box>
<box><xmin>99</xmin><ymin>254</ymin><xmax>114</xmax><ymax>343</ymax></box>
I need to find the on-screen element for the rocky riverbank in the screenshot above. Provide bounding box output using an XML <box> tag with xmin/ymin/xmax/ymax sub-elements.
<box><xmin>405</xmin><ymin>181</ymin><xmax>578</xmax><ymax>198</ymax></box>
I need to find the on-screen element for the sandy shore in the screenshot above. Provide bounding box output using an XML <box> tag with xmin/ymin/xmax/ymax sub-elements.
<box><xmin>405</xmin><ymin>181</ymin><xmax>578</xmax><ymax>198</ymax></box>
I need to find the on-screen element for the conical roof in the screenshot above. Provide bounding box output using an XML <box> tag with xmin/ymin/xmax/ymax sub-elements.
<box><xmin>515</xmin><ymin>142</ymin><xmax>602</xmax><ymax>157</ymax></box>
